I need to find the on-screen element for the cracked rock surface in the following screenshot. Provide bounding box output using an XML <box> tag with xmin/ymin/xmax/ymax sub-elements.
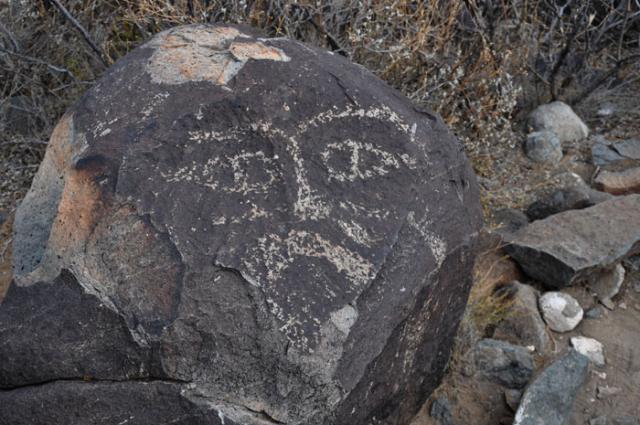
<box><xmin>2</xmin><ymin>24</ymin><xmax>482</xmax><ymax>425</ymax></box>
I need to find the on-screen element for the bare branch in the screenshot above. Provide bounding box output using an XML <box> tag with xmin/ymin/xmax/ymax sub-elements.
<box><xmin>47</xmin><ymin>0</ymin><xmax>109</xmax><ymax>67</ymax></box>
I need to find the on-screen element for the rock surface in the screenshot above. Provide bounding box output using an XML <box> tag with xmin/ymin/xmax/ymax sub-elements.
<box><xmin>539</xmin><ymin>291</ymin><xmax>584</xmax><ymax>332</ymax></box>
<box><xmin>472</xmin><ymin>339</ymin><xmax>535</xmax><ymax>389</ymax></box>
<box><xmin>592</xmin><ymin>264</ymin><xmax>625</xmax><ymax>306</ymax></box>
<box><xmin>1</xmin><ymin>24</ymin><xmax>482</xmax><ymax>425</ymax></box>
<box><xmin>525</xmin><ymin>185</ymin><xmax>612</xmax><ymax>221</ymax></box>
<box><xmin>528</xmin><ymin>101</ymin><xmax>589</xmax><ymax>143</ymax></box>
<box><xmin>571</xmin><ymin>336</ymin><xmax>605</xmax><ymax>366</ymax></box>
<box><xmin>513</xmin><ymin>350</ymin><xmax>589</xmax><ymax>425</ymax></box>
<box><xmin>524</xmin><ymin>130</ymin><xmax>562</xmax><ymax>164</ymax></box>
<box><xmin>506</xmin><ymin>195</ymin><xmax>640</xmax><ymax>289</ymax></box>
<box><xmin>595</xmin><ymin>167</ymin><xmax>640</xmax><ymax>195</ymax></box>
<box><xmin>493</xmin><ymin>281</ymin><xmax>550</xmax><ymax>354</ymax></box>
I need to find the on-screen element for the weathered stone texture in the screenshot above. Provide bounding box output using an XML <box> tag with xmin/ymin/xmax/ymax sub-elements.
<box><xmin>2</xmin><ymin>24</ymin><xmax>482</xmax><ymax>425</ymax></box>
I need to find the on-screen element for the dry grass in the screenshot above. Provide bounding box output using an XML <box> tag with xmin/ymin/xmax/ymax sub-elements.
<box><xmin>0</xmin><ymin>1</ymin><xmax>638</xmax><ymax>211</ymax></box>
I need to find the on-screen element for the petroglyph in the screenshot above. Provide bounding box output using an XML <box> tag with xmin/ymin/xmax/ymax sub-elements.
<box><xmin>146</xmin><ymin>25</ymin><xmax>290</xmax><ymax>85</ymax></box>
<box><xmin>321</xmin><ymin>139</ymin><xmax>401</xmax><ymax>182</ymax></box>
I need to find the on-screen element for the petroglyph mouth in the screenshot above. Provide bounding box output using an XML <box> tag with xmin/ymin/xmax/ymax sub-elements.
<box><xmin>146</xmin><ymin>25</ymin><xmax>290</xmax><ymax>85</ymax></box>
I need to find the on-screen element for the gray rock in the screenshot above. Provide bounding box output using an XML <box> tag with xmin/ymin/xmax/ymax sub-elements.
<box><xmin>596</xmin><ymin>385</ymin><xmax>621</xmax><ymax>399</ymax></box>
<box><xmin>591</xmin><ymin>264</ymin><xmax>625</xmax><ymax>306</ymax></box>
<box><xmin>513</xmin><ymin>350</ymin><xmax>589</xmax><ymax>425</ymax></box>
<box><xmin>592</xmin><ymin>142</ymin><xmax>626</xmax><ymax>167</ymax></box>
<box><xmin>2</xmin><ymin>24</ymin><xmax>483</xmax><ymax>425</ymax></box>
<box><xmin>525</xmin><ymin>130</ymin><xmax>563</xmax><ymax>164</ymax></box>
<box><xmin>505</xmin><ymin>195</ymin><xmax>640</xmax><ymax>289</ymax></box>
<box><xmin>590</xmin><ymin>416</ymin><xmax>608</xmax><ymax>425</ymax></box>
<box><xmin>570</xmin><ymin>336</ymin><xmax>605</xmax><ymax>366</ymax></box>
<box><xmin>613</xmin><ymin>417</ymin><xmax>639</xmax><ymax>425</ymax></box>
<box><xmin>585</xmin><ymin>306</ymin><xmax>603</xmax><ymax>319</ymax></box>
<box><xmin>472</xmin><ymin>339</ymin><xmax>535</xmax><ymax>389</ymax></box>
<box><xmin>613</xmin><ymin>138</ymin><xmax>640</xmax><ymax>160</ymax></box>
<box><xmin>430</xmin><ymin>397</ymin><xmax>454</xmax><ymax>425</ymax></box>
<box><xmin>504</xmin><ymin>389</ymin><xmax>523</xmax><ymax>412</ymax></box>
<box><xmin>528</xmin><ymin>101</ymin><xmax>589</xmax><ymax>143</ymax></box>
<box><xmin>539</xmin><ymin>292</ymin><xmax>583</xmax><ymax>332</ymax></box>
<box><xmin>525</xmin><ymin>173</ymin><xmax>613</xmax><ymax>221</ymax></box>
<box><xmin>493</xmin><ymin>281</ymin><xmax>551</xmax><ymax>354</ymax></box>
<box><xmin>493</xmin><ymin>208</ymin><xmax>529</xmax><ymax>238</ymax></box>
<box><xmin>526</xmin><ymin>188</ymin><xmax>592</xmax><ymax>221</ymax></box>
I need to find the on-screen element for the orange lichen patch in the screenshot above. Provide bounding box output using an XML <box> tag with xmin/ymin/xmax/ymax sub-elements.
<box><xmin>0</xmin><ymin>212</ymin><xmax>14</xmax><ymax>302</ymax></box>
<box><xmin>594</xmin><ymin>167</ymin><xmax>640</xmax><ymax>195</ymax></box>
<box><xmin>47</xmin><ymin>167</ymin><xmax>105</xmax><ymax>258</ymax></box>
<box><xmin>45</xmin><ymin>112</ymin><xmax>75</xmax><ymax>172</ymax></box>
<box><xmin>229</xmin><ymin>40</ymin><xmax>290</xmax><ymax>62</ymax></box>
<box><xmin>146</xmin><ymin>25</ymin><xmax>289</xmax><ymax>85</ymax></box>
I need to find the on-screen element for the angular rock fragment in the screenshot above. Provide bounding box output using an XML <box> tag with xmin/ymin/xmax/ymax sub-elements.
<box><xmin>506</xmin><ymin>195</ymin><xmax>640</xmax><ymax>289</ymax></box>
<box><xmin>493</xmin><ymin>281</ymin><xmax>550</xmax><ymax>354</ymax></box>
<box><xmin>472</xmin><ymin>338</ymin><xmax>535</xmax><ymax>389</ymax></box>
<box><xmin>571</xmin><ymin>336</ymin><xmax>605</xmax><ymax>366</ymax></box>
<box><xmin>513</xmin><ymin>350</ymin><xmax>589</xmax><ymax>425</ymax></box>
<box><xmin>3</xmin><ymin>24</ymin><xmax>482</xmax><ymax>425</ymax></box>
<box><xmin>595</xmin><ymin>167</ymin><xmax>640</xmax><ymax>195</ymax></box>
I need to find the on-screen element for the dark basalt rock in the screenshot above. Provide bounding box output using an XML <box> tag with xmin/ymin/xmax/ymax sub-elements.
<box><xmin>506</xmin><ymin>195</ymin><xmax>640</xmax><ymax>289</ymax></box>
<box><xmin>3</xmin><ymin>24</ymin><xmax>482</xmax><ymax>425</ymax></box>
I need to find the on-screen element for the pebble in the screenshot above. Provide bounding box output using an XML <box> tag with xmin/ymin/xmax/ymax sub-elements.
<box><xmin>571</xmin><ymin>336</ymin><xmax>605</xmax><ymax>366</ymax></box>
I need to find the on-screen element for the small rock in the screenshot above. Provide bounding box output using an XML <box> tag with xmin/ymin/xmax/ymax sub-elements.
<box><xmin>525</xmin><ymin>131</ymin><xmax>563</xmax><ymax>164</ymax></box>
<box><xmin>539</xmin><ymin>292</ymin><xmax>583</xmax><ymax>332</ymax></box>
<box><xmin>612</xmin><ymin>417</ymin><xmax>639</xmax><ymax>425</ymax></box>
<box><xmin>590</xmin><ymin>416</ymin><xmax>608</xmax><ymax>425</ymax></box>
<box><xmin>571</xmin><ymin>336</ymin><xmax>605</xmax><ymax>366</ymax></box>
<box><xmin>585</xmin><ymin>306</ymin><xmax>603</xmax><ymax>319</ymax></box>
<box><xmin>430</xmin><ymin>396</ymin><xmax>453</xmax><ymax>425</ymax></box>
<box><xmin>504</xmin><ymin>389</ymin><xmax>523</xmax><ymax>412</ymax></box>
<box><xmin>596</xmin><ymin>385</ymin><xmax>621</xmax><ymax>399</ymax></box>
<box><xmin>592</xmin><ymin>142</ymin><xmax>626</xmax><ymax>167</ymax></box>
<box><xmin>472</xmin><ymin>339</ymin><xmax>535</xmax><ymax>389</ymax></box>
<box><xmin>619</xmin><ymin>302</ymin><xmax>627</xmax><ymax>310</ymax></box>
<box><xmin>513</xmin><ymin>350</ymin><xmax>589</xmax><ymax>425</ymax></box>
<box><xmin>595</xmin><ymin>167</ymin><xmax>640</xmax><ymax>195</ymax></box>
<box><xmin>592</xmin><ymin>264</ymin><xmax>625</xmax><ymax>306</ymax></box>
<box><xmin>526</xmin><ymin>188</ymin><xmax>591</xmax><ymax>221</ymax></box>
<box><xmin>528</xmin><ymin>101</ymin><xmax>589</xmax><ymax>143</ymax></box>
<box><xmin>493</xmin><ymin>282</ymin><xmax>551</xmax><ymax>354</ymax></box>
<box><xmin>505</xmin><ymin>195</ymin><xmax>640</xmax><ymax>289</ymax></box>
<box><xmin>613</xmin><ymin>138</ymin><xmax>640</xmax><ymax>160</ymax></box>
<box><xmin>600</xmin><ymin>297</ymin><xmax>616</xmax><ymax>310</ymax></box>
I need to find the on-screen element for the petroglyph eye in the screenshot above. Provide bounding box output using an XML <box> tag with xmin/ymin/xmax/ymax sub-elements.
<box><xmin>321</xmin><ymin>139</ymin><xmax>401</xmax><ymax>182</ymax></box>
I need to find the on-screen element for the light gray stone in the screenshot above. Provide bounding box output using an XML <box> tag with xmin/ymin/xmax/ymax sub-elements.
<box><xmin>528</xmin><ymin>101</ymin><xmax>589</xmax><ymax>143</ymax></box>
<box><xmin>571</xmin><ymin>336</ymin><xmax>605</xmax><ymax>366</ymax></box>
<box><xmin>539</xmin><ymin>292</ymin><xmax>583</xmax><ymax>333</ymax></box>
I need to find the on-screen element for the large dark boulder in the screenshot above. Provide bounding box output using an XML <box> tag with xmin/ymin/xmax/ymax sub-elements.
<box><xmin>2</xmin><ymin>24</ymin><xmax>482</xmax><ymax>425</ymax></box>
